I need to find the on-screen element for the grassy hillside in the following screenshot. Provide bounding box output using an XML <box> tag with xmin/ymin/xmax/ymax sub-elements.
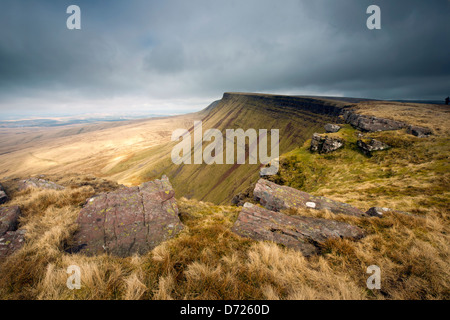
<box><xmin>106</xmin><ymin>93</ymin><xmax>346</xmax><ymax>204</ymax></box>
<box><xmin>1</xmin><ymin>100</ymin><xmax>448</xmax><ymax>299</ymax></box>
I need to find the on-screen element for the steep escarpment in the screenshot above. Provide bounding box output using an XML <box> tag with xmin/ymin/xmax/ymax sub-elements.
<box><xmin>220</xmin><ymin>92</ymin><xmax>345</xmax><ymax>117</ymax></box>
<box><xmin>110</xmin><ymin>93</ymin><xmax>347</xmax><ymax>204</ymax></box>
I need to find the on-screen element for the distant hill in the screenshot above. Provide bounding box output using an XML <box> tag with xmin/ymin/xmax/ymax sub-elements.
<box><xmin>0</xmin><ymin>114</ymin><xmax>167</xmax><ymax>128</ymax></box>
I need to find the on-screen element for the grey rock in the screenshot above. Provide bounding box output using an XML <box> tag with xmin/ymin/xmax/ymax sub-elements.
<box><xmin>0</xmin><ymin>206</ymin><xmax>25</xmax><ymax>259</ymax></box>
<box><xmin>343</xmin><ymin>110</ymin><xmax>432</xmax><ymax>138</ymax></box>
<box><xmin>324</xmin><ymin>124</ymin><xmax>341</xmax><ymax>133</ymax></box>
<box><xmin>357</xmin><ymin>139</ymin><xmax>390</xmax><ymax>155</ymax></box>
<box><xmin>254</xmin><ymin>179</ymin><xmax>365</xmax><ymax>217</ymax></box>
<box><xmin>0</xmin><ymin>206</ymin><xmax>21</xmax><ymax>236</ymax></box>
<box><xmin>310</xmin><ymin>133</ymin><xmax>344</xmax><ymax>154</ymax></box>
<box><xmin>232</xmin><ymin>203</ymin><xmax>366</xmax><ymax>256</ymax></box>
<box><xmin>407</xmin><ymin>125</ymin><xmax>433</xmax><ymax>138</ymax></box>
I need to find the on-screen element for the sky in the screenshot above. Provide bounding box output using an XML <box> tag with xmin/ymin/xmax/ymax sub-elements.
<box><xmin>0</xmin><ymin>0</ymin><xmax>449</xmax><ymax>119</ymax></box>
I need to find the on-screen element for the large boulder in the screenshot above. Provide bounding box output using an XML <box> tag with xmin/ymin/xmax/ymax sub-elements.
<box><xmin>310</xmin><ymin>133</ymin><xmax>344</xmax><ymax>154</ymax></box>
<box><xmin>0</xmin><ymin>206</ymin><xmax>25</xmax><ymax>260</ymax></box>
<box><xmin>18</xmin><ymin>178</ymin><xmax>64</xmax><ymax>191</ymax></box>
<box><xmin>357</xmin><ymin>139</ymin><xmax>390</xmax><ymax>155</ymax></box>
<box><xmin>254</xmin><ymin>179</ymin><xmax>365</xmax><ymax>217</ymax></box>
<box><xmin>343</xmin><ymin>110</ymin><xmax>406</xmax><ymax>132</ymax></box>
<box><xmin>0</xmin><ymin>183</ymin><xmax>8</xmax><ymax>204</ymax></box>
<box><xmin>324</xmin><ymin>124</ymin><xmax>341</xmax><ymax>133</ymax></box>
<box><xmin>71</xmin><ymin>175</ymin><xmax>183</xmax><ymax>257</ymax></box>
<box><xmin>343</xmin><ymin>110</ymin><xmax>432</xmax><ymax>138</ymax></box>
<box><xmin>232</xmin><ymin>203</ymin><xmax>366</xmax><ymax>256</ymax></box>
<box><xmin>407</xmin><ymin>125</ymin><xmax>432</xmax><ymax>138</ymax></box>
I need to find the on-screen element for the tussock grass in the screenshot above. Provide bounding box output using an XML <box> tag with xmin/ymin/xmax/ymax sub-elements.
<box><xmin>1</xmin><ymin>188</ymin><xmax>448</xmax><ymax>300</ymax></box>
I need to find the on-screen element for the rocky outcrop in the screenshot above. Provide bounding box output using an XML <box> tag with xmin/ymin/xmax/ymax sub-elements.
<box><xmin>18</xmin><ymin>178</ymin><xmax>64</xmax><ymax>191</ymax></box>
<box><xmin>254</xmin><ymin>179</ymin><xmax>365</xmax><ymax>217</ymax></box>
<box><xmin>343</xmin><ymin>110</ymin><xmax>433</xmax><ymax>138</ymax></box>
<box><xmin>0</xmin><ymin>206</ymin><xmax>25</xmax><ymax>260</ymax></box>
<box><xmin>71</xmin><ymin>175</ymin><xmax>183</xmax><ymax>257</ymax></box>
<box><xmin>232</xmin><ymin>203</ymin><xmax>366</xmax><ymax>256</ymax></box>
<box><xmin>357</xmin><ymin>139</ymin><xmax>390</xmax><ymax>155</ymax></box>
<box><xmin>324</xmin><ymin>124</ymin><xmax>341</xmax><ymax>133</ymax></box>
<box><xmin>407</xmin><ymin>125</ymin><xmax>433</xmax><ymax>138</ymax></box>
<box><xmin>310</xmin><ymin>133</ymin><xmax>344</xmax><ymax>154</ymax></box>
<box><xmin>343</xmin><ymin>110</ymin><xmax>406</xmax><ymax>132</ymax></box>
<box><xmin>0</xmin><ymin>183</ymin><xmax>8</xmax><ymax>204</ymax></box>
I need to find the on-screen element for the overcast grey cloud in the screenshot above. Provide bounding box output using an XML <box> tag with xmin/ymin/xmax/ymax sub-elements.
<box><xmin>0</xmin><ymin>0</ymin><xmax>449</xmax><ymax>118</ymax></box>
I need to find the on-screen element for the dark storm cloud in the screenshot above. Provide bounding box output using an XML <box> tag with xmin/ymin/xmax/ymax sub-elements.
<box><xmin>0</xmin><ymin>0</ymin><xmax>449</xmax><ymax>117</ymax></box>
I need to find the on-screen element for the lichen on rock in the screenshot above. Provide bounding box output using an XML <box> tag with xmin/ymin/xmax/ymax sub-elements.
<box><xmin>232</xmin><ymin>203</ymin><xmax>366</xmax><ymax>256</ymax></box>
<box><xmin>71</xmin><ymin>175</ymin><xmax>184</xmax><ymax>257</ymax></box>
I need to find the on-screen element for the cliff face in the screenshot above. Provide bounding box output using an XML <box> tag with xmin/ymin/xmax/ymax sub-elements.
<box><xmin>221</xmin><ymin>92</ymin><xmax>345</xmax><ymax>117</ymax></box>
<box><xmin>112</xmin><ymin>93</ymin><xmax>347</xmax><ymax>204</ymax></box>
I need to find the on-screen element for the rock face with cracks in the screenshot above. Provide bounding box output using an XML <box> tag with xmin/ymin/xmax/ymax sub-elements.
<box><xmin>232</xmin><ymin>203</ymin><xmax>366</xmax><ymax>256</ymax></box>
<box><xmin>72</xmin><ymin>175</ymin><xmax>183</xmax><ymax>257</ymax></box>
<box><xmin>343</xmin><ymin>110</ymin><xmax>406</xmax><ymax>132</ymax></box>
<box><xmin>343</xmin><ymin>110</ymin><xmax>432</xmax><ymax>138</ymax></box>
<box><xmin>310</xmin><ymin>133</ymin><xmax>344</xmax><ymax>154</ymax></box>
<box><xmin>407</xmin><ymin>125</ymin><xmax>433</xmax><ymax>138</ymax></box>
<box><xmin>254</xmin><ymin>179</ymin><xmax>365</xmax><ymax>217</ymax></box>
